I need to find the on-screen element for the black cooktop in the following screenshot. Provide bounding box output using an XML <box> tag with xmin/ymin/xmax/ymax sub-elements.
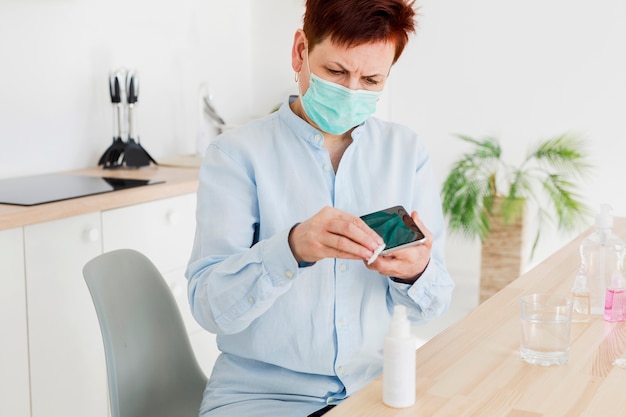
<box><xmin>0</xmin><ymin>174</ymin><xmax>165</xmax><ymax>206</ymax></box>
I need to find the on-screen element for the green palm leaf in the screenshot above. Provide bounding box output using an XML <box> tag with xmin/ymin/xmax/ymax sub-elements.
<box><xmin>441</xmin><ymin>132</ymin><xmax>593</xmax><ymax>257</ymax></box>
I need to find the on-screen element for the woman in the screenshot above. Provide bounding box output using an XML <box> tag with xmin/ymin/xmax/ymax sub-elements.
<box><xmin>186</xmin><ymin>1</ymin><xmax>454</xmax><ymax>415</ymax></box>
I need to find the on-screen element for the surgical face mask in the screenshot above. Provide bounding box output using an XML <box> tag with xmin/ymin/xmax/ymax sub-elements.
<box><xmin>300</xmin><ymin>56</ymin><xmax>383</xmax><ymax>135</ymax></box>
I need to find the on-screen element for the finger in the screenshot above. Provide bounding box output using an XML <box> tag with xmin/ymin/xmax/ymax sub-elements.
<box><xmin>411</xmin><ymin>211</ymin><xmax>433</xmax><ymax>241</ymax></box>
<box><xmin>318</xmin><ymin>229</ymin><xmax>375</xmax><ymax>260</ymax></box>
<box><xmin>366</xmin><ymin>251</ymin><xmax>420</xmax><ymax>278</ymax></box>
<box><xmin>326</xmin><ymin>214</ymin><xmax>383</xmax><ymax>251</ymax></box>
<box><xmin>354</xmin><ymin>216</ymin><xmax>385</xmax><ymax>247</ymax></box>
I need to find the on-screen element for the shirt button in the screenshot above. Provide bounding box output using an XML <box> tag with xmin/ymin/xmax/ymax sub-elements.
<box><xmin>338</xmin><ymin>264</ymin><xmax>347</xmax><ymax>272</ymax></box>
<box><xmin>285</xmin><ymin>270</ymin><xmax>294</xmax><ymax>279</ymax></box>
<box><xmin>337</xmin><ymin>366</ymin><xmax>345</xmax><ymax>375</ymax></box>
<box><xmin>339</xmin><ymin>318</ymin><xmax>346</xmax><ymax>326</ymax></box>
<box><xmin>323</xmin><ymin>164</ymin><xmax>331</xmax><ymax>172</ymax></box>
<box><xmin>314</xmin><ymin>134</ymin><xmax>322</xmax><ymax>143</ymax></box>
<box><xmin>247</xmin><ymin>296</ymin><xmax>255</xmax><ymax>304</ymax></box>
<box><xmin>326</xmin><ymin>397</ymin><xmax>335</xmax><ymax>404</ymax></box>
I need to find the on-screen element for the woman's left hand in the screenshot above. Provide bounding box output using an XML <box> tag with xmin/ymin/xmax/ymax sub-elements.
<box><xmin>365</xmin><ymin>211</ymin><xmax>432</xmax><ymax>282</ymax></box>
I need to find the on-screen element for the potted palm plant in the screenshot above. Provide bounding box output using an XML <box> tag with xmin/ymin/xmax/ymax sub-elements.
<box><xmin>441</xmin><ymin>133</ymin><xmax>592</xmax><ymax>302</ymax></box>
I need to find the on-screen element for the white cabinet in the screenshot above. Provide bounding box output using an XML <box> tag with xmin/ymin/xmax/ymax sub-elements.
<box><xmin>24</xmin><ymin>212</ymin><xmax>108</xmax><ymax>417</ymax></box>
<box><xmin>102</xmin><ymin>193</ymin><xmax>197</xmax><ymax>274</ymax></box>
<box><xmin>102</xmin><ymin>194</ymin><xmax>219</xmax><ymax>376</ymax></box>
<box><xmin>0</xmin><ymin>228</ymin><xmax>30</xmax><ymax>417</ymax></box>
<box><xmin>0</xmin><ymin>191</ymin><xmax>216</xmax><ymax>417</ymax></box>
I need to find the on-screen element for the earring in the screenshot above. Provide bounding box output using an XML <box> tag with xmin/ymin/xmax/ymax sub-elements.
<box><xmin>294</xmin><ymin>72</ymin><xmax>299</xmax><ymax>83</ymax></box>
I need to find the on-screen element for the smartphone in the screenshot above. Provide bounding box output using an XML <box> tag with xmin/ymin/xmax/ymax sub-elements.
<box><xmin>360</xmin><ymin>205</ymin><xmax>427</xmax><ymax>255</ymax></box>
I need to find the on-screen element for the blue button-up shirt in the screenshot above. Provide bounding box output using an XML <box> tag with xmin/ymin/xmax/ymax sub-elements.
<box><xmin>186</xmin><ymin>96</ymin><xmax>454</xmax><ymax>416</ymax></box>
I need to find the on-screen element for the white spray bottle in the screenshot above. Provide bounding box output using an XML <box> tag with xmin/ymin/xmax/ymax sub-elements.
<box><xmin>383</xmin><ymin>305</ymin><xmax>416</xmax><ymax>408</ymax></box>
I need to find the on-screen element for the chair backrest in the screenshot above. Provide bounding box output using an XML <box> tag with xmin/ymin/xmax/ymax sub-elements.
<box><xmin>83</xmin><ymin>249</ymin><xmax>207</xmax><ymax>417</ymax></box>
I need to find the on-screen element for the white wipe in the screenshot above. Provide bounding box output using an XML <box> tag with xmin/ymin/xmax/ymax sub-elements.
<box><xmin>368</xmin><ymin>243</ymin><xmax>386</xmax><ymax>265</ymax></box>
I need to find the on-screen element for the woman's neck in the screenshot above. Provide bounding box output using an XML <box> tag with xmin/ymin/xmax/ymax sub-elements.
<box><xmin>290</xmin><ymin>98</ymin><xmax>353</xmax><ymax>172</ymax></box>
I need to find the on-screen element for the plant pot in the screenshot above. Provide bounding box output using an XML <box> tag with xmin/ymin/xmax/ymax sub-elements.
<box><xmin>479</xmin><ymin>199</ymin><xmax>525</xmax><ymax>302</ymax></box>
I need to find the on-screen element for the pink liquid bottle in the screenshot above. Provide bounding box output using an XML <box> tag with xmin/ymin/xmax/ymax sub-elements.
<box><xmin>604</xmin><ymin>273</ymin><xmax>626</xmax><ymax>322</ymax></box>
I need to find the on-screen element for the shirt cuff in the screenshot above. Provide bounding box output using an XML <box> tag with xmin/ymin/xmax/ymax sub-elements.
<box><xmin>288</xmin><ymin>222</ymin><xmax>316</xmax><ymax>268</ymax></box>
<box><xmin>390</xmin><ymin>259</ymin><xmax>430</xmax><ymax>285</ymax></box>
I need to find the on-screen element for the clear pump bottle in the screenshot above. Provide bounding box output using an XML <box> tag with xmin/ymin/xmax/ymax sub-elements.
<box><xmin>383</xmin><ymin>305</ymin><xmax>416</xmax><ymax>408</ymax></box>
<box><xmin>579</xmin><ymin>204</ymin><xmax>626</xmax><ymax>315</ymax></box>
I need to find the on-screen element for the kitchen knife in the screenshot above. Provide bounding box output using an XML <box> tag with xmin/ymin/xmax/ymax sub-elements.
<box><xmin>126</xmin><ymin>69</ymin><xmax>138</xmax><ymax>141</ymax></box>
<box><xmin>98</xmin><ymin>69</ymin><xmax>127</xmax><ymax>167</ymax></box>
<box><xmin>123</xmin><ymin>70</ymin><xmax>156</xmax><ymax>167</ymax></box>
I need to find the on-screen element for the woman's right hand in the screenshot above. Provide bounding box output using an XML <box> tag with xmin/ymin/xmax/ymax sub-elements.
<box><xmin>288</xmin><ymin>206</ymin><xmax>384</xmax><ymax>264</ymax></box>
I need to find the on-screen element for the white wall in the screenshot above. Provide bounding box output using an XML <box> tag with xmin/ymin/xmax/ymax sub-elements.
<box><xmin>2</xmin><ymin>0</ymin><xmax>625</xmax><ymax>283</ymax></box>
<box><xmin>0</xmin><ymin>0</ymin><xmax>252</xmax><ymax>178</ymax></box>
<box><xmin>391</xmin><ymin>0</ymin><xmax>626</xmax><ymax>275</ymax></box>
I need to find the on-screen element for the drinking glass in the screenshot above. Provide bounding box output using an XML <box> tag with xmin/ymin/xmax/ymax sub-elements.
<box><xmin>520</xmin><ymin>293</ymin><xmax>572</xmax><ymax>366</ymax></box>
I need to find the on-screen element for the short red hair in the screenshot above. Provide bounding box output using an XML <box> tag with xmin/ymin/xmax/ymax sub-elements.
<box><xmin>303</xmin><ymin>0</ymin><xmax>417</xmax><ymax>63</ymax></box>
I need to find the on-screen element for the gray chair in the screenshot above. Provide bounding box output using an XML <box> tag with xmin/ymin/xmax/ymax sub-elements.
<box><xmin>83</xmin><ymin>249</ymin><xmax>207</xmax><ymax>417</ymax></box>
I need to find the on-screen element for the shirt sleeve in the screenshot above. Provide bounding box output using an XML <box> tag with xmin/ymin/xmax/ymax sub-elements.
<box><xmin>185</xmin><ymin>141</ymin><xmax>302</xmax><ymax>335</ymax></box>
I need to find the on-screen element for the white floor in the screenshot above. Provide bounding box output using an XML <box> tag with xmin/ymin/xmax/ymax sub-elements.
<box><xmin>412</xmin><ymin>271</ymin><xmax>480</xmax><ymax>348</ymax></box>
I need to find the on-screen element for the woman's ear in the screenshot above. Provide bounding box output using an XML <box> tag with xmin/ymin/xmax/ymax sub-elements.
<box><xmin>291</xmin><ymin>29</ymin><xmax>307</xmax><ymax>73</ymax></box>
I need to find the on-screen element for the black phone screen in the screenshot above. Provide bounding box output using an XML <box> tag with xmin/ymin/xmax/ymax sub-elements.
<box><xmin>360</xmin><ymin>205</ymin><xmax>426</xmax><ymax>253</ymax></box>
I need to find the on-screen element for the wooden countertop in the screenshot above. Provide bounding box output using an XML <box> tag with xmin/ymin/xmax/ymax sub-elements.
<box><xmin>327</xmin><ymin>218</ymin><xmax>626</xmax><ymax>417</ymax></box>
<box><xmin>0</xmin><ymin>165</ymin><xmax>199</xmax><ymax>230</ymax></box>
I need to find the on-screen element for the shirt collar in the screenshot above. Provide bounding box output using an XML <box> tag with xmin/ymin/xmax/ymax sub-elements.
<box><xmin>279</xmin><ymin>95</ymin><xmax>366</xmax><ymax>148</ymax></box>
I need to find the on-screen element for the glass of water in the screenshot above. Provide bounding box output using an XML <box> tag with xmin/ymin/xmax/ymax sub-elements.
<box><xmin>520</xmin><ymin>293</ymin><xmax>572</xmax><ymax>366</ymax></box>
